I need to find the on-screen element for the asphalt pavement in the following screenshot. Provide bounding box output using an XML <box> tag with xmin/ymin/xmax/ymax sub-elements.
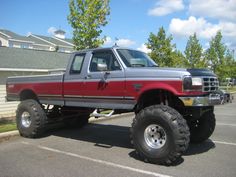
<box><xmin>0</xmin><ymin>101</ymin><xmax>236</xmax><ymax>177</ymax></box>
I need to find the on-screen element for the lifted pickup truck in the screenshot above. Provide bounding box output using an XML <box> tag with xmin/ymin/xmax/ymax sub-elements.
<box><xmin>6</xmin><ymin>47</ymin><xmax>221</xmax><ymax>165</ymax></box>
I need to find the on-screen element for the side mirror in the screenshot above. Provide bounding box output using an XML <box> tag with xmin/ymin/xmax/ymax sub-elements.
<box><xmin>97</xmin><ymin>63</ymin><xmax>108</xmax><ymax>71</ymax></box>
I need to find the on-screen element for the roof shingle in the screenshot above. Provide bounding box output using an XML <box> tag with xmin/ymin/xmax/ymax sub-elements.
<box><xmin>33</xmin><ymin>35</ymin><xmax>74</xmax><ymax>47</ymax></box>
<box><xmin>0</xmin><ymin>47</ymin><xmax>70</xmax><ymax>69</ymax></box>
<box><xmin>0</xmin><ymin>29</ymin><xmax>33</xmax><ymax>43</ymax></box>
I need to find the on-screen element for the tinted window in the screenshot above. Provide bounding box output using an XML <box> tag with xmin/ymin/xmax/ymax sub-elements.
<box><xmin>70</xmin><ymin>54</ymin><xmax>85</xmax><ymax>74</ymax></box>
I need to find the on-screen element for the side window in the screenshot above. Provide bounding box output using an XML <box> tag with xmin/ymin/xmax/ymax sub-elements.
<box><xmin>89</xmin><ymin>51</ymin><xmax>121</xmax><ymax>72</ymax></box>
<box><xmin>70</xmin><ymin>54</ymin><xmax>85</xmax><ymax>74</ymax></box>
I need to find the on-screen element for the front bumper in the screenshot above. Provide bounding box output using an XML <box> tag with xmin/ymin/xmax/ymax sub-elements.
<box><xmin>179</xmin><ymin>93</ymin><xmax>221</xmax><ymax>106</ymax></box>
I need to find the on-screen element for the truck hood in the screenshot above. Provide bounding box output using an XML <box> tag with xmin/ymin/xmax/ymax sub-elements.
<box><xmin>125</xmin><ymin>67</ymin><xmax>216</xmax><ymax>80</ymax></box>
<box><xmin>187</xmin><ymin>68</ymin><xmax>216</xmax><ymax>77</ymax></box>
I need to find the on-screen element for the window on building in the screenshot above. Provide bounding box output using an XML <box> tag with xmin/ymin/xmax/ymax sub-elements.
<box><xmin>0</xmin><ymin>40</ymin><xmax>2</xmax><ymax>46</ymax></box>
<box><xmin>9</xmin><ymin>42</ymin><xmax>13</xmax><ymax>48</ymax></box>
<box><xmin>21</xmin><ymin>43</ymin><xmax>29</xmax><ymax>49</ymax></box>
<box><xmin>58</xmin><ymin>48</ymin><xmax>65</xmax><ymax>52</ymax></box>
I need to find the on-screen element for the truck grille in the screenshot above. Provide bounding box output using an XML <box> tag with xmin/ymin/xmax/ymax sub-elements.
<box><xmin>202</xmin><ymin>77</ymin><xmax>219</xmax><ymax>92</ymax></box>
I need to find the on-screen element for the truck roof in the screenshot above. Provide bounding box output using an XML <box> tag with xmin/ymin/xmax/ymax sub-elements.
<box><xmin>72</xmin><ymin>46</ymin><xmax>142</xmax><ymax>54</ymax></box>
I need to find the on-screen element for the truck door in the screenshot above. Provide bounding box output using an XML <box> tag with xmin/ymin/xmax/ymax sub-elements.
<box><xmin>63</xmin><ymin>53</ymin><xmax>87</xmax><ymax>106</ymax></box>
<box><xmin>83</xmin><ymin>49</ymin><xmax>126</xmax><ymax>109</ymax></box>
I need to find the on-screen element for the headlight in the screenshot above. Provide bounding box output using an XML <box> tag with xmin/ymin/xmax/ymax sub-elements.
<box><xmin>183</xmin><ymin>76</ymin><xmax>202</xmax><ymax>91</ymax></box>
<box><xmin>192</xmin><ymin>77</ymin><xmax>202</xmax><ymax>86</ymax></box>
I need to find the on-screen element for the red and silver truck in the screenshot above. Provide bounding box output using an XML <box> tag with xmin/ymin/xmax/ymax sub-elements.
<box><xmin>6</xmin><ymin>47</ymin><xmax>221</xmax><ymax>165</ymax></box>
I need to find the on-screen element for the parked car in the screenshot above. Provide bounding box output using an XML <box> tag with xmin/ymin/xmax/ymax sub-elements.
<box><xmin>218</xmin><ymin>89</ymin><xmax>231</xmax><ymax>104</ymax></box>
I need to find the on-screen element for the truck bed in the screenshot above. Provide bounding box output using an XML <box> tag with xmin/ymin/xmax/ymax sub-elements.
<box><xmin>6</xmin><ymin>73</ymin><xmax>64</xmax><ymax>105</ymax></box>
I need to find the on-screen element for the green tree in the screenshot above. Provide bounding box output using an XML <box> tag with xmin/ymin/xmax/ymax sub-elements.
<box><xmin>204</xmin><ymin>31</ymin><xmax>226</xmax><ymax>78</ymax></box>
<box><xmin>172</xmin><ymin>50</ymin><xmax>188</xmax><ymax>68</ymax></box>
<box><xmin>68</xmin><ymin>0</ymin><xmax>110</xmax><ymax>50</ymax></box>
<box><xmin>223</xmin><ymin>49</ymin><xmax>236</xmax><ymax>79</ymax></box>
<box><xmin>146</xmin><ymin>27</ymin><xmax>176</xmax><ymax>67</ymax></box>
<box><xmin>184</xmin><ymin>33</ymin><xmax>205</xmax><ymax>68</ymax></box>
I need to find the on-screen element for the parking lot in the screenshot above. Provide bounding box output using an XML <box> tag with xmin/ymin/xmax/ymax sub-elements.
<box><xmin>0</xmin><ymin>99</ymin><xmax>236</xmax><ymax>177</ymax></box>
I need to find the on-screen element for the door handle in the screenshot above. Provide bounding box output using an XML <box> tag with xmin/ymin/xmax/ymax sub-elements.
<box><xmin>101</xmin><ymin>72</ymin><xmax>110</xmax><ymax>83</ymax></box>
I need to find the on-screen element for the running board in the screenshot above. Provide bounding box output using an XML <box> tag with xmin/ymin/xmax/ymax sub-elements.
<box><xmin>92</xmin><ymin>109</ymin><xmax>114</xmax><ymax>118</ymax></box>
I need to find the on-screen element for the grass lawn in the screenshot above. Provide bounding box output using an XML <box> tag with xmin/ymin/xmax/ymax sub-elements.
<box><xmin>220</xmin><ymin>86</ymin><xmax>236</xmax><ymax>93</ymax></box>
<box><xmin>0</xmin><ymin>122</ymin><xmax>17</xmax><ymax>133</ymax></box>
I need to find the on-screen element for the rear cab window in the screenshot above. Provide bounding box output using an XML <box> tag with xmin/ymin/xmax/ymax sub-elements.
<box><xmin>70</xmin><ymin>54</ymin><xmax>85</xmax><ymax>74</ymax></box>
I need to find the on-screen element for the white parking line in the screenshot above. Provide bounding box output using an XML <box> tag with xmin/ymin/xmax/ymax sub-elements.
<box><xmin>215</xmin><ymin>113</ymin><xmax>235</xmax><ymax>117</ymax></box>
<box><xmin>216</xmin><ymin>123</ymin><xmax>236</xmax><ymax>127</ymax></box>
<box><xmin>21</xmin><ymin>141</ymin><xmax>172</xmax><ymax>177</ymax></box>
<box><xmin>213</xmin><ymin>140</ymin><xmax>236</xmax><ymax>146</ymax></box>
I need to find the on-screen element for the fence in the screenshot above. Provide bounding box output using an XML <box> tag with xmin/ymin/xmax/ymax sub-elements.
<box><xmin>0</xmin><ymin>85</ymin><xmax>18</xmax><ymax>119</ymax></box>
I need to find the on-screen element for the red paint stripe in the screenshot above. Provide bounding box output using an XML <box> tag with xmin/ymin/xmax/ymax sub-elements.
<box><xmin>7</xmin><ymin>80</ymin><xmax>205</xmax><ymax>101</ymax></box>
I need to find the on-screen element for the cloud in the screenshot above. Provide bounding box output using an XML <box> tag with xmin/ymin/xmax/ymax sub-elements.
<box><xmin>219</xmin><ymin>21</ymin><xmax>236</xmax><ymax>50</ymax></box>
<box><xmin>169</xmin><ymin>16</ymin><xmax>236</xmax><ymax>40</ymax></box>
<box><xmin>104</xmin><ymin>36</ymin><xmax>113</xmax><ymax>46</ymax></box>
<box><xmin>189</xmin><ymin>0</ymin><xmax>236</xmax><ymax>22</ymax></box>
<box><xmin>47</xmin><ymin>27</ymin><xmax>57</xmax><ymax>35</ymax></box>
<box><xmin>137</xmin><ymin>44</ymin><xmax>151</xmax><ymax>53</ymax></box>
<box><xmin>148</xmin><ymin>0</ymin><xmax>184</xmax><ymax>16</ymax></box>
<box><xmin>103</xmin><ymin>37</ymin><xmax>135</xmax><ymax>47</ymax></box>
<box><xmin>219</xmin><ymin>21</ymin><xmax>236</xmax><ymax>38</ymax></box>
<box><xmin>184</xmin><ymin>0</ymin><xmax>236</xmax><ymax>52</ymax></box>
<box><xmin>169</xmin><ymin>16</ymin><xmax>236</xmax><ymax>51</ymax></box>
<box><xmin>169</xmin><ymin>16</ymin><xmax>220</xmax><ymax>39</ymax></box>
<box><xmin>116</xmin><ymin>38</ymin><xmax>135</xmax><ymax>47</ymax></box>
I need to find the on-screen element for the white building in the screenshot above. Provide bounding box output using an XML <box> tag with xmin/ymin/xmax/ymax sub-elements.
<box><xmin>0</xmin><ymin>29</ymin><xmax>75</xmax><ymax>53</ymax></box>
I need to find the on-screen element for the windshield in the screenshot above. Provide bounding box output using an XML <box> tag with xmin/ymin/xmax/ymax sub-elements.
<box><xmin>117</xmin><ymin>49</ymin><xmax>157</xmax><ymax>67</ymax></box>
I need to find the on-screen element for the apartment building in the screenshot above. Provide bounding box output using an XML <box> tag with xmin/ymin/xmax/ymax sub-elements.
<box><xmin>0</xmin><ymin>29</ymin><xmax>74</xmax><ymax>53</ymax></box>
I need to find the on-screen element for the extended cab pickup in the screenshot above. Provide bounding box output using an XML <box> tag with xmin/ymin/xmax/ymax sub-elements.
<box><xmin>6</xmin><ymin>47</ymin><xmax>221</xmax><ymax>165</ymax></box>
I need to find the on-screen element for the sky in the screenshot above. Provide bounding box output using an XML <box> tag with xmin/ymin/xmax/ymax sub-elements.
<box><xmin>1</xmin><ymin>0</ymin><xmax>236</xmax><ymax>54</ymax></box>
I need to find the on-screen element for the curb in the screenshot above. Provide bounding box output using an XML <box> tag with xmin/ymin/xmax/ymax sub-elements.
<box><xmin>0</xmin><ymin>112</ymin><xmax>133</xmax><ymax>143</ymax></box>
<box><xmin>0</xmin><ymin>130</ymin><xmax>19</xmax><ymax>143</ymax></box>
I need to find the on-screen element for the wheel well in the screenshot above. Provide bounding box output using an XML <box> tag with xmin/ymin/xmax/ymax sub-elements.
<box><xmin>135</xmin><ymin>89</ymin><xmax>184</xmax><ymax>114</ymax></box>
<box><xmin>20</xmin><ymin>90</ymin><xmax>38</xmax><ymax>101</ymax></box>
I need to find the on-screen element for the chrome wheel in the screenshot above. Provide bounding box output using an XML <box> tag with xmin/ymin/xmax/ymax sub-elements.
<box><xmin>21</xmin><ymin>111</ymin><xmax>31</xmax><ymax>128</ymax></box>
<box><xmin>144</xmin><ymin>124</ymin><xmax>167</xmax><ymax>149</ymax></box>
